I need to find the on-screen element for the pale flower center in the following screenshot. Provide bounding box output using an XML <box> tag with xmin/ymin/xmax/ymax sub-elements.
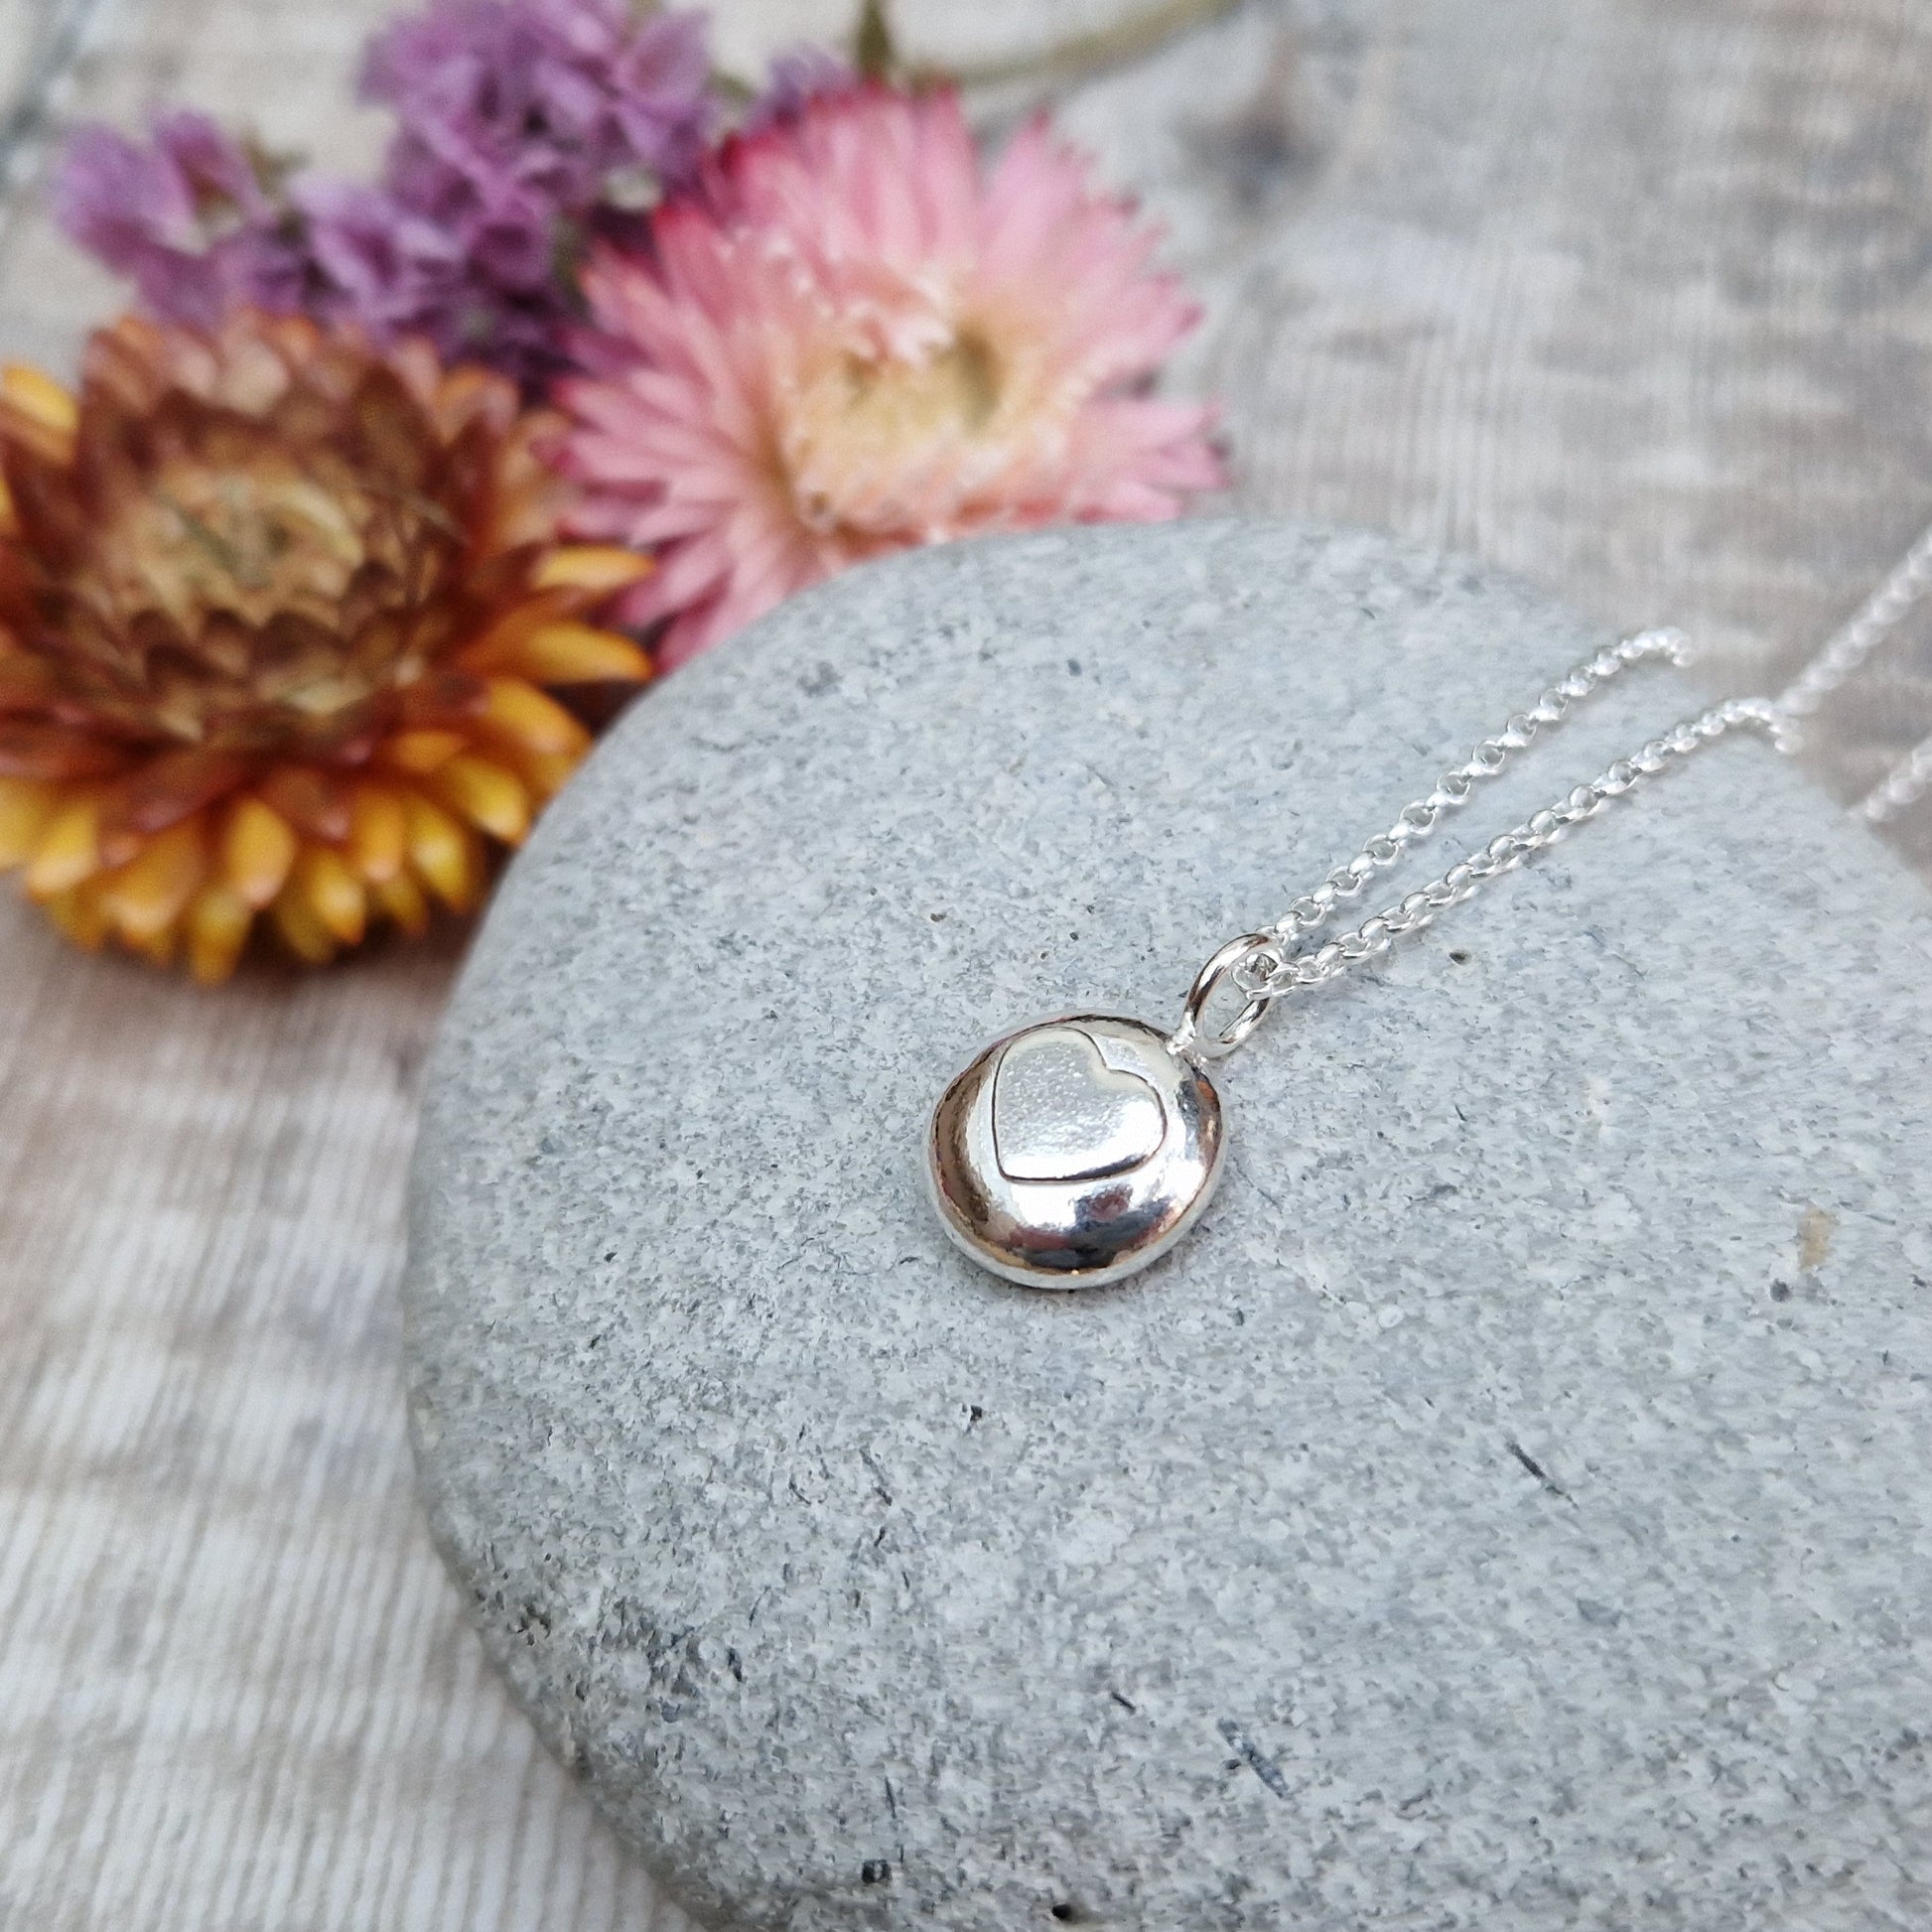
<box><xmin>98</xmin><ymin>450</ymin><xmax>404</xmax><ymax>637</ymax></box>
<box><xmin>75</xmin><ymin>444</ymin><xmax>442</xmax><ymax>740</ymax></box>
<box><xmin>784</xmin><ymin>324</ymin><xmax>1009</xmax><ymax>538</ymax></box>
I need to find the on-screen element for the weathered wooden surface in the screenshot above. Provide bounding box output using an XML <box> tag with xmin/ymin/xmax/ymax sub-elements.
<box><xmin>5</xmin><ymin>1</ymin><xmax>1932</xmax><ymax>1927</ymax></box>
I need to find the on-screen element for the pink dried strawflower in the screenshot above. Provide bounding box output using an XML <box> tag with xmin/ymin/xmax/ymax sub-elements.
<box><xmin>557</xmin><ymin>83</ymin><xmax>1222</xmax><ymax>667</ymax></box>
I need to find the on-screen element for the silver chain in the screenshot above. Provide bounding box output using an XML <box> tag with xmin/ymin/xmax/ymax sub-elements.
<box><xmin>1768</xmin><ymin>512</ymin><xmax>1932</xmax><ymax>822</ymax></box>
<box><xmin>1169</xmin><ymin>511</ymin><xmax>1932</xmax><ymax>1062</ymax></box>
<box><xmin>1863</xmin><ymin>737</ymin><xmax>1932</xmax><ymax>824</ymax></box>
<box><xmin>1776</xmin><ymin>515</ymin><xmax>1932</xmax><ymax>727</ymax></box>
<box><xmin>1173</xmin><ymin>630</ymin><xmax>1783</xmax><ymax>1060</ymax></box>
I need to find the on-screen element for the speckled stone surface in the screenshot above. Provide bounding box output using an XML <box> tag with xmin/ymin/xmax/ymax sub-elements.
<box><xmin>405</xmin><ymin>520</ymin><xmax>1932</xmax><ymax>1932</ymax></box>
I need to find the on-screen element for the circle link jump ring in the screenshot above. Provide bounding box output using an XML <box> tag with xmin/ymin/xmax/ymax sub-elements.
<box><xmin>1172</xmin><ymin>932</ymin><xmax>1280</xmax><ymax>1062</ymax></box>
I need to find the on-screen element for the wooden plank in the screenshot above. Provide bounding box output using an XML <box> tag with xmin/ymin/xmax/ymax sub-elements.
<box><xmin>0</xmin><ymin>904</ymin><xmax>692</xmax><ymax>1932</ymax></box>
<box><xmin>1050</xmin><ymin>0</ymin><xmax>1932</xmax><ymax>840</ymax></box>
<box><xmin>4</xmin><ymin>0</ymin><xmax>1932</xmax><ymax>1927</ymax></box>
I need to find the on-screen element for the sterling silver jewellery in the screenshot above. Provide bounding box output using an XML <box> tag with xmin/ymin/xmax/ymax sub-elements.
<box><xmin>927</xmin><ymin>628</ymin><xmax>1784</xmax><ymax>1289</ymax></box>
<box><xmin>928</xmin><ymin>1014</ymin><xmax>1225</xmax><ymax>1287</ymax></box>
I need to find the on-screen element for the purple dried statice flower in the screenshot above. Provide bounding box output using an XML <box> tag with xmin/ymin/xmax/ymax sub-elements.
<box><xmin>345</xmin><ymin>0</ymin><xmax>714</xmax><ymax>385</ymax></box>
<box><xmin>55</xmin><ymin>1</ymin><xmax>717</xmax><ymax>392</ymax></box>
<box><xmin>53</xmin><ymin>111</ymin><xmax>300</xmax><ymax>331</ymax></box>
<box><xmin>364</xmin><ymin>0</ymin><xmax>712</xmax><ymax>198</ymax></box>
<box><xmin>289</xmin><ymin>178</ymin><xmax>464</xmax><ymax>342</ymax></box>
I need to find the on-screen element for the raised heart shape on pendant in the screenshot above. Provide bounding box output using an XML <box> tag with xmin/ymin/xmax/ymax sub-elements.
<box><xmin>991</xmin><ymin>1026</ymin><xmax>1168</xmax><ymax>1183</ymax></box>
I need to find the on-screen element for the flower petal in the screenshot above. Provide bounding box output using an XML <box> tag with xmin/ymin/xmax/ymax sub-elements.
<box><xmin>271</xmin><ymin>886</ymin><xmax>338</xmax><ymax>965</ymax></box>
<box><xmin>379</xmin><ymin>730</ymin><xmax>470</xmax><ymax>775</ymax></box>
<box><xmin>187</xmin><ymin>881</ymin><xmax>252</xmax><ymax>983</ymax></box>
<box><xmin>372</xmin><ymin>868</ymin><xmax>430</xmax><ymax>938</ymax></box>
<box><xmin>499</xmin><ymin>621</ymin><xmax>650</xmax><ymax>684</ymax></box>
<box><xmin>98</xmin><ymin>815</ymin><xmax>207</xmax><ymax>942</ymax></box>
<box><xmin>222</xmin><ymin>798</ymin><xmax>299</xmax><ymax>909</ymax></box>
<box><xmin>27</xmin><ymin>796</ymin><xmax>101</xmax><ymax>897</ymax></box>
<box><xmin>403</xmin><ymin>791</ymin><xmax>481</xmax><ymax>909</ymax></box>
<box><xmin>0</xmin><ymin>776</ymin><xmax>58</xmax><ymax>867</ymax></box>
<box><xmin>346</xmin><ymin>784</ymin><xmax>409</xmax><ymax>884</ymax></box>
<box><xmin>480</xmin><ymin>678</ymin><xmax>591</xmax><ymax>758</ymax></box>
<box><xmin>1</xmin><ymin>364</ymin><xmax>78</xmax><ymax>439</ymax></box>
<box><xmin>297</xmin><ymin>844</ymin><xmax>367</xmax><ymax>945</ymax></box>
<box><xmin>534</xmin><ymin>545</ymin><xmax>655</xmax><ymax>595</ymax></box>
<box><xmin>428</xmin><ymin>754</ymin><xmax>530</xmax><ymax>844</ymax></box>
<box><xmin>256</xmin><ymin>767</ymin><xmax>353</xmax><ymax>844</ymax></box>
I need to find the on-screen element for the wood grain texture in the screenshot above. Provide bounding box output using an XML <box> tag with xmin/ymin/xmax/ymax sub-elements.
<box><xmin>0</xmin><ymin>903</ymin><xmax>686</xmax><ymax>1932</ymax></box>
<box><xmin>4</xmin><ymin>1</ymin><xmax>1932</xmax><ymax>1927</ymax></box>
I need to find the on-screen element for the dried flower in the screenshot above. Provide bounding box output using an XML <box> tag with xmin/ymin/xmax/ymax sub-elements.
<box><xmin>54</xmin><ymin>112</ymin><xmax>305</xmax><ymax>332</ymax></box>
<box><xmin>353</xmin><ymin>0</ymin><xmax>716</xmax><ymax>383</ymax></box>
<box><xmin>54</xmin><ymin>2</ymin><xmax>717</xmax><ymax>391</ymax></box>
<box><xmin>363</xmin><ymin>0</ymin><xmax>714</xmax><ymax>208</ymax></box>
<box><xmin>555</xmin><ymin>82</ymin><xmax>1222</xmax><ymax>668</ymax></box>
<box><xmin>0</xmin><ymin>312</ymin><xmax>650</xmax><ymax>978</ymax></box>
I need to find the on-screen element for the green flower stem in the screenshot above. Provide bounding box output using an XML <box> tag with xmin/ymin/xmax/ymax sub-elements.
<box><xmin>909</xmin><ymin>0</ymin><xmax>1244</xmax><ymax>92</ymax></box>
<box><xmin>712</xmin><ymin>0</ymin><xmax>1243</xmax><ymax>106</ymax></box>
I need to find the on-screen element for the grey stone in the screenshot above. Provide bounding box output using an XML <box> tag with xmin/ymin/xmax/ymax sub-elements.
<box><xmin>404</xmin><ymin>519</ymin><xmax>1932</xmax><ymax>1932</ymax></box>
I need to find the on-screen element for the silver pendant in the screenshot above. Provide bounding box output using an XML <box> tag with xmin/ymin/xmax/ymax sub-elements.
<box><xmin>926</xmin><ymin>1015</ymin><xmax>1226</xmax><ymax>1289</ymax></box>
<box><xmin>925</xmin><ymin>632</ymin><xmax>1789</xmax><ymax>1290</ymax></box>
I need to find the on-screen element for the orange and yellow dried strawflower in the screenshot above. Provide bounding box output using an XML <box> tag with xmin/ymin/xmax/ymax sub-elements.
<box><xmin>0</xmin><ymin>311</ymin><xmax>650</xmax><ymax>980</ymax></box>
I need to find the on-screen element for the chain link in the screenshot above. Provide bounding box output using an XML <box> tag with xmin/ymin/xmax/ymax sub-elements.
<box><xmin>1263</xmin><ymin>627</ymin><xmax>1689</xmax><ymax>954</ymax></box>
<box><xmin>1176</xmin><ymin>513</ymin><xmax>1932</xmax><ymax>1058</ymax></box>
<box><xmin>1748</xmin><ymin>510</ymin><xmax>1932</xmax><ymax>823</ymax></box>
<box><xmin>1177</xmin><ymin>634</ymin><xmax>1782</xmax><ymax>1053</ymax></box>
<box><xmin>1861</xmin><ymin>731</ymin><xmax>1932</xmax><ymax>824</ymax></box>
<box><xmin>1776</xmin><ymin>514</ymin><xmax>1932</xmax><ymax>727</ymax></box>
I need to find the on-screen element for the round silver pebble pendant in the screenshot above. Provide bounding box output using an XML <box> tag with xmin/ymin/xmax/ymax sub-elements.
<box><xmin>925</xmin><ymin>630</ymin><xmax>1787</xmax><ymax>1291</ymax></box>
<box><xmin>927</xmin><ymin>1016</ymin><xmax>1225</xmax><ymax>1289</ymax></box>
